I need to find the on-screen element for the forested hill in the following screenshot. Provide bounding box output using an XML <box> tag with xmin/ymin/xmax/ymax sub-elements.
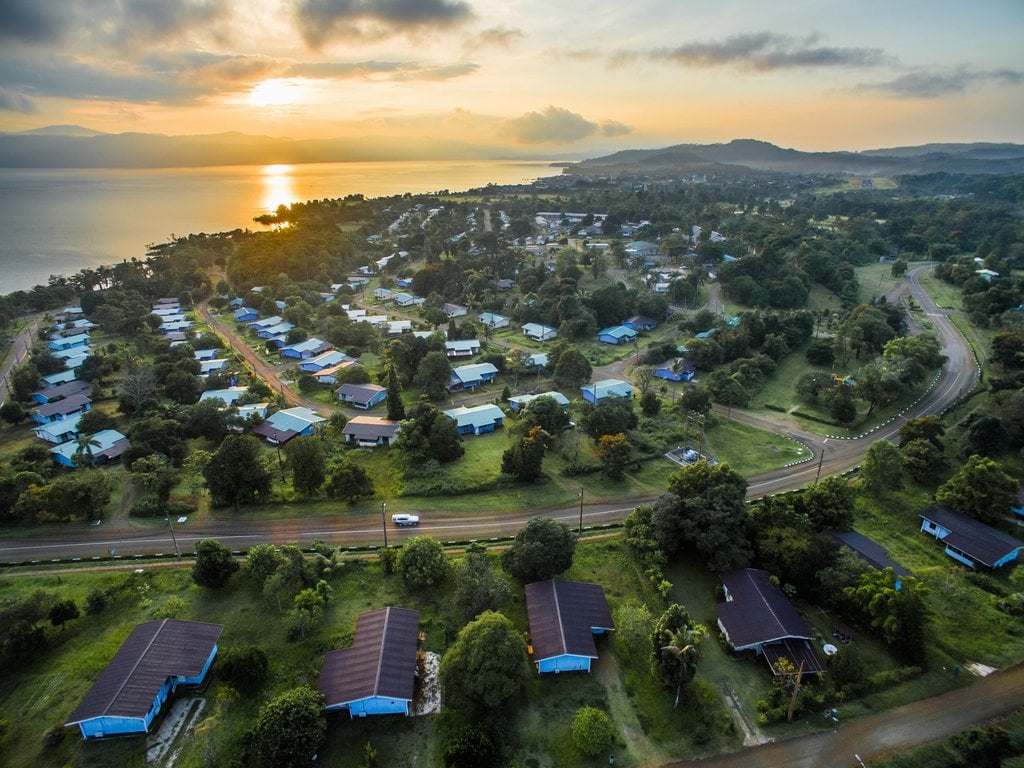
<box><xmin>567</xmin><ymin>139</ymin><xmax>1024</xmax><ymax>177</ymax></box>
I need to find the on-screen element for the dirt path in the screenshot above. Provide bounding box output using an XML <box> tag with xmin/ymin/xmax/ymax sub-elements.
<box><xmin>594</xmin><ymin>654</ymin><xmax>671</xmax><ymax>767</ymax></box>
<box><xmin>664</xmin><ymin>662</ymin><xmax>1024</xmax><ymax>768</ymax></box>
<box><xmin>0</xmin><ymin>314</ymin><xmax>43</xmax><ymax>404</ymax></box>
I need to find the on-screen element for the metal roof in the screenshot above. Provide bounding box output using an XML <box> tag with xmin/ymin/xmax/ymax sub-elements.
<box><xmin>443</xmin><ymin>403</ymin><xmax>504</xmax><ymax>429</ymax></box>
<box><xmin>525</xmin><ymin>580</ymin><xmax>614</xmax><ymax>662</ymax></box>
<box><xmin>342</xmin><ymin>416</ymin><xmax>401</xmax><ymax>440</ymax></box>
<box><xmin>65</xmin><ymin>619</ymin><xmax>222</xmax><ymax>725</ymax></box>
<box><xmin>920</xmin><ymin>506</ymin><xmax>1023</xmax><ymax>568</ymax></box>
<box><xmin>716</xmin><ymin>569</ymin><xmax>813</xmax><ymax>650</ymax></box>
<box><xmin>826</xmin><ymin>529</ymin><xmax>910</xmax><ymax>577</ymax></box>
<box><xmin>318</xmin><ymin>607</ymin><xmax>420</xmax><ymax>707</ymax></box>
<box><xmin>35</xmin><ymin>393</ymin><xmax>91</xmax><ymax>418</ymax></box>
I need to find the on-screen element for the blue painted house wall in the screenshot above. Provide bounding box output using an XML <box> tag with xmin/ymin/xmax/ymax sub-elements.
<box><xmin>76</xmin><ymin>644</ymin><xmax>218</xmax><ymax>739</ymax></box>
<box><xmin>537</xmin><ymin>654</ymin><xmax>595</xmax><ymax>673</ymax></box>
<box><xmin>654</xmin><ymin>367</ymin><xmax>694</xmax><ymax>382</ymax></box>
<box><xmin>328</xmin><ymin>695</ymin><xmax>411</xmax><ymax>717</ymax></box>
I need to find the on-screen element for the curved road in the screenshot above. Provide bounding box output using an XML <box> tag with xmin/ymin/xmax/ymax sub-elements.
<box><xmin>0</xmin><ymin>267</ymin><xmax>977</xmax><ymax>564</ymax></box>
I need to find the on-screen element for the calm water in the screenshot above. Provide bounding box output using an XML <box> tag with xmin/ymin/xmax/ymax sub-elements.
<box><xmin>0</xmin><ymin>160</ymin><xmax>561</xmax><ymax>293</ymax></box>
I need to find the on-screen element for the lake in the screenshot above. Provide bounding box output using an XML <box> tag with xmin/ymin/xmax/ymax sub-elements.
<box><xmin>0</xmin><ymin>160</ymin><xmax>562</xmax><ymax>293</ymax></box>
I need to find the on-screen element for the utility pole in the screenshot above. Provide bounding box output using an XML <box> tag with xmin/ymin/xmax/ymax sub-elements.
<box><xmin>786</xmin><ymin>660</ymin><xmax>805</xmax><ymax>722</ymax></box>
<box><xmin>578</xmin><ymin>487</ymin><xmax>585</xmax><ymax>535</ymax></box>
<box><xmin>815</xmin><ymin>439</ymin><xmax>828</xmax><ymax>484</ymax></box>
<box><xmin>381</xmin><ymin>501</ymin><xmax>389</xmax><ymax>549</ymax></box>
<box><xmin>165</xmin><ymin>509</ymin><xmax>181</xmax><ymax>559</ymax></box>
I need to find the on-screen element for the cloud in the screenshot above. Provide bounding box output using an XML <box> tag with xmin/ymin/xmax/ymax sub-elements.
<box><xmin>599</xmin><ymin>120</ymin><xmax>631</xmax><ymax>137</ymax></box>
<box><xmin>857</xmin><ymin>67</ymin><xmax>1024</xmax><ymax>98</ymax></box>
<box><xmin>296</xmin><ymin>0</ymin><xmax>474</xmax><ymax>47</ymax></box>
<box><xmin>464</xmin><ymin>25</ymin><xmax>523</xmax><ymax>51</ymax></box>
<box><xmin>650</xmin><ymin>32</ymin><xmax>890</xmax><ymax>71</ymax></box>
<box><xmin>502</xmin><ymin>106</ymin><xmax>630</xmax><ymax>144</ymax></box>
<box><xmin>0</xmin><ymin>1</ymin><xmax>66</xmax><ymax>44</ymax></box>
<box><xmin>0</xmin><ymin>86</ymin><xmax>36</xmax><ymax>113</ymax></box>
<box><xmin>112</xmin><ymin>1</ymin><xmax>231</xmax><ymax>48</ymax></box>
<box><xmin>288</xmin><ymin>59</ymin><xmax>477</xmax><ymax>81</ymax></box>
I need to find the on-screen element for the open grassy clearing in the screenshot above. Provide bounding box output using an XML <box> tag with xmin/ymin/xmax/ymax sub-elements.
<box><xmin>853</xmin><ymin>262</ymin><xmax>906</xmax><ymax>305</ymax></box>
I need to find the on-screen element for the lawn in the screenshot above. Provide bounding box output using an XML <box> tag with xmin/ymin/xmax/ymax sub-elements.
<box><xmin>704</xmin><ymin>418</ymin><xmax>810</xmax><ymax>476</ymax></box>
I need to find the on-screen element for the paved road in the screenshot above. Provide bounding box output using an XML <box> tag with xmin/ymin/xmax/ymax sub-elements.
<box><xmin>0</xmin><ymin>266</ymin><xmax>977</xmax><ymax>562</ymax></box>
<box><xmin>667</xmin><ymin>663</ymin><xmax>1024</xmax><ymax>768</ymax></box>
<box><xmin>0</xmin><ymin>315</ymin><xmax>42</xmax><ymax>404</ymax></box>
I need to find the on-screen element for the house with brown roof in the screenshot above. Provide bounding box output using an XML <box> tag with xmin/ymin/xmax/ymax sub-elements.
<box><xmin>318</xmin><ymin>607</ymin><xmax>420</xmax><ymax>716</ymax></box>
<box><xmin>716</xmin><ymin>569</ymin><xmax>824</xmax><ymax>676</ymax></box>
<box><xmin>64</xmin><ymin>619</ymin><xmax>222</xmax><ymax>739</ymax></box>
<box><xmin>525</xmin><ymin>579</ymin><xmax>614</xmax><ymax>673</ymax></box>
<box><xmin>342</xmin><ymin>416</ymin><xmax>401</xmax><ymax>447</ymax></box>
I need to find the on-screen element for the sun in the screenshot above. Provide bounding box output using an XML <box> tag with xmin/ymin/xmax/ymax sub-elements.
<box><xmin>247</xmin><ymin>79</ymin><xmax>301</xmax><ymax>107</ymax></box>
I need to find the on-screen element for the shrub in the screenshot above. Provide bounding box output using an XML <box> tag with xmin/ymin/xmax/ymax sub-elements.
<box><xmin>571</xmin><ymin>707</ymin><xmax>616</xmax><ymax>757</ymax></box>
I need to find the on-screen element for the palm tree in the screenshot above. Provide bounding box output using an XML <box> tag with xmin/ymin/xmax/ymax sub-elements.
<box><xmin>660</xmin><ymin>622</ymin><xmax>708</xmax><ymax>708</ymax></box>
<box><xmin>73</xmin><ymin>433</ymin><xmax>102</xmax><ymax>468</ymax></box>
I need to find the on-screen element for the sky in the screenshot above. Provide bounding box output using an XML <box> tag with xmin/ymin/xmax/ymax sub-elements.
<box><xmin>1</xmin><ymin>0</ymin><xmax>1022</xmax><ymax>156</ymax></box>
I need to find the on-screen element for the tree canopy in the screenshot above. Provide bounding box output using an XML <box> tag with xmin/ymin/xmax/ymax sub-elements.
<box><xmin>248</xmin><ymin>686</ymin><xmax>326</xmax><ymax>768</ymax></box>
<box><xmin>439</xmin><ymin>610</ymin><xmax>529</xmax><ymax>715</ymax></box>
<box><xmin>502</xmin><ymin>517</ymin><xmax>576</xmax><ymax>582</ymax></box>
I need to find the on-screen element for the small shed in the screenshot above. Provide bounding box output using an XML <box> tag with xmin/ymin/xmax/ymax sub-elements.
<box><xmin>526</xmin><ymin>580</ymin><xmax>614</xmax><ymax>674</ymax></box>
<box><xmin>318</xmin><ymin>607</ymin><xmax>420</xmax><ymax>717</ymax></box>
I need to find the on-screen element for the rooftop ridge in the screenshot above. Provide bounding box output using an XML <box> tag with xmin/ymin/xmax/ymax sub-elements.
<box><xmin>99</xmin><ymin>619</ymin><xmax>169</xmax><ymax>718</ymax></box>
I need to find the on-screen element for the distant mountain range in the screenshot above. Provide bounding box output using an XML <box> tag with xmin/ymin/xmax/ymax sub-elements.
<box><xmin>567</xmin><ymin>138</ymin><xmax>1024</xmax><ymax>177</ymax></box>
<box><xmin>0</xmin><ymin>126</ymin><xmax>529</xmax><ymax>168</ymax></box>
<box><xmin>1</xmin><ymin>127</ymin><xmax>1023</xmax><ymax>175</ymax></box>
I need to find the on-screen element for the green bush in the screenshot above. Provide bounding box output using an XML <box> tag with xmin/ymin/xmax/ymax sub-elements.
<box><xmin>867</xmin><ymin>666</ymin><xmax>923</xmax><ymax>691</ymax></box>
<box><xmin>571</xmin><ymin>706</ymin><xmax>616</xmax><ymax>757</ymax></box>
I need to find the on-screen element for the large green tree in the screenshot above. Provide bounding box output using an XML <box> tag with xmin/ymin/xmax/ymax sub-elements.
<box><xmin>553</xmin><ymin>347</ymin><xmax>592</xmax><ymax>389</ymax></box>
<box><xmin>651</xmin><ymin>604</ymin><xmax>707</xmax><ymax>707</ymax></box>
<box><xmin>502</xmin><ymin>517</ymin><xmax>576</xmax><ymax>582</ymax></box>
<box><xmin>935</xmin><ymin>454</ymin><xmax>1017</xmax><ymax>524</ymax></box>
<box><xmin>845</xmin><ymin>569</ymin><xmax>928</xmax><ymax>664</ymax></box>
<box><xmin>414</xmin><ymin>350</ymin><xmax>452</xmax><ymax>400</ymax></box>
<box><xmin>653</xmin><ymin>462</ymin><xmax>750</xmax><ymax>572</ymax></box>
<box><xmin>204</xmin><ymin>434</ymin><xmax>273</xmax><ymax>511</ymax></box>
<box><xmin>501</xmin><ymin>426</ymin><xmax>550</xmax><ymax>483</ymax></box>
<box><xmin>248</xmin><ymin>686</ymin><xmax>326</xmax><ymax>768</ymax></box>
<box><xmin>285</xmin><ymin>437</ymin><xmax>326</xmax><ymax>498</ymax></box>
<box><xmin>454</xmin><ymin>544</ymin><xmax>511</xmax><ymax>622</ymax></box>
<box><xmin>859</xmin><ymin>439</ymin><xmax>904</xmax><ymax>496</ymax></box>
<box><xmin>399</xmin><ymin>536</ymin><xmax>448</xmax><ymax>589</ymax></box>
<box><xmin>439</xmin><ymin>610</ymin><xmax>529</xmax><ymax>715</ymax></box>
<box><xmin>571</xmin><ymin>707</ymin><xmax>616</xmax><ymax>757</ymax></box>
<box><xmin>192</xmin><ymin>539</ymin><xmax>239</xmax><ymax>589</ymax></box>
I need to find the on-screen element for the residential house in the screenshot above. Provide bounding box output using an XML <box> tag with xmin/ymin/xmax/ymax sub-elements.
<box><xmin>597</xmin><ymin>325</ymin><xmax>638</xmax><ymax>345</ymax></box>
<box><xmin>354</xmin><ymin>315</ymin><xmax>389</xmax><ymax>327</ymax></box>
<box><xmin>374</xmin><ymin>288</ymin><xmax>393</xmax><ymax>301</ymax></box>
<box><xmin>919</xmin><ymin>506</ymin><xmax>1023</xmax><ymax>569</ymax></box>
<box><xmin>387</xmin><ymin>320</ymin><xmax>412</xmax><ymax>336</ymax></box>
<box><xmin>445</xmin><ymin>339</ymin><xmax>481</xmax><ymax>358</ymax></box>
<box><xmin>507</xmin><ymin>392</ymin><xmax>570</xmax><ymax>411</ymax></box>
<box><xmin>623</xmin><ymin>315</ymin><xmax>657</xmax><ymax>332</ymax></box>
<box><xmin>159</xmin><ymin>320</ymin><xmax>194</xmax><ymax>334</ymax></box>
<box><xmin>311</xmin><ymin>360</ymin><xmax>360</xmax><ymax>386</ymax></box>
<box><xmin>581</xmin><ymin>379</ymin><xmax>633</xmax><ymax>405</ymax></box>
<box><xmin>150</xmin><ymin>307</ymin><xmax>183</xmax><ymax>318</ymax></box>
<box><xmin>342</xmin><ymin>416</ymin><xmax>401</xmax><ymax>447</ymax></box>
<box><xmin>694</xmin><ymin>328</ymin><xmax>717</xmax><ymax>340</ymax></box>
<box><xmin>48</xmin><ymin>332</ymin><xmax>90</xmax><ymax>352</ymax></box>
<box><xmin>51</xmin><ymin>429</ymin><xmax>131</xmax><ymax>468</ymax></box>
<box><xmin>523</xmin><ymin>352</ymin><xmax>549</xmax><ymax>371</ymax></box>
<box><xmin>653</xmin><ymin>282</ymin><xmax>670</xmax><ymax>293</ymax></box>
<box><xmin>444</xmin><ymin>303</ymin><xmax>467</xmax><ymax>318</ymax></box>
<box><xmin>193</xmin><ymin>348</ymin><xmax>219</xmax><ymax>361</ymax></box>
<box><xmin>479</xmin><ymin>312</ymin><xmax>510</xmax><ymax>329</ymax></box>
<box><xmin>246</xmin><ymin>315</ymin><xmax>282</xmax><ymax>331</ymax></box>
<box><xmin>34</xmin><ymin>411</ymin><xmax>86</xmax><ymax>443</ymax></box>
<box><xmin>64</xmin><ymin>619</ymin><xmax>222</xmax><ymax>739</ymax></box>
<box><xmin>199</xmin><ymin>359</ymin><xmax>229</xmax><ymax>376</ymax></box>
<box><xmin>497</xmin><ymin>278</ymin><xmax>515</xmax><ymax>291</ymax></box>
<box><xmin>395</xmin><ymin>277</ymin><xmax>413</xmax><ymax>289</ymax></box>
<box><xmin>525</xmin><ymin>580</ymin><xmax>614</xmax><ymax>673</ymax></box>
<box><xmin>33</xmin><ymin>394</ymin><xmax>91</xmax><ymax>424</ymax></box>
<box><xmin>41</xmin><ymin>369</ymin><xmax>79</xmax><ymax>387</ymax></box>
<box><xmin>716</xmin><ymin>569</ymin><xmax>824</xmax><ymax>675</ymax></box>
<box><xmin>228</xmin><ymin>297</ymin><xmax>244</xmax><ymax>309</ymax></box>
<box><xmin>281</xmin><ymin>338</ymin><xmax>331</xmax><ymax>360</ymax></box>
<box><xmin>318</xmin><ymin>607</ymin><xmax>419</xmax><ymax>717</ymax></box>
<box><xmin>393</xmin><ymin>292</ymin><xmax>417</xmax><ymax>307</ymax></box>
<box><xmin>522</xmin><ymin>323</ymin><xmax>557</xmax><ymax>342</ymax></box>
<box><xmin>337</xmin><ymin>383</ymin><xmax>387</xmax><ymax>410</ymax></box>
<box><xmin>31</xmin><ymin>379</ymin><xmax>91</xmax><ymax>405</ymax></box>
<box><xmin>252</xmin><ymin>407</ymin><xmax>325</xmax><ymax>446</ymax></box>
<box><xmin>449</xmin><ymin>363</ymin><xmax>499</xmax><ymax>391</ymax></box>
<box><xmin>256</xmin><ymin>321</ymin><xmax>294</xmax><ymax>340</ymax></box>
<box><xmin>825</xmin><ymin>530</ymin><xmax>910</xmax><ymax>578</ymax></box>
<box><xmin>300</xmin><ymin>349</ymin><xmax>354</xmax><ymax>372</ymax></box>
<box><xmin>199</xmin><ymin>387</ymin><xmax>248</xmax><ymax>406</ymax></box>
<box><xmin>443</xmin><ymin>404</ymin><xmax>505</xmax><ymax>435</ymax></box>
<box><xmin>653</xmin><ymin>358</ymin><xmax>696</xmax><ymax>382</ymax></box>
<box><xmin>52</xmin><ymin>345</ymin><xmax>91</xmax><ymax>361</ymax></box>
<box><xmin>233</xmin><ymin>307</ymin><xmax>259</xmax><ymax>323</ymax></box>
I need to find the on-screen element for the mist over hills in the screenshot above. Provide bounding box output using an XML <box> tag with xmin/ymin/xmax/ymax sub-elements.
<box><xmin>1</xmin><ymin>127</ymin><xmax>1023</xmax><ymax>175</ymax></box>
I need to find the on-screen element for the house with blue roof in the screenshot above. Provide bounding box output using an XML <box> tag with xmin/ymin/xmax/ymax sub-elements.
<box><xmin>256</xmin><ymin>321</ymin><xmax>294</xmax><ymax>340</ymax></box>
<box><xmin>479</xmin><ymin>312</ymin><xmax>510</xmax><ymax>329</ymax></box>
<box><xmin>160</xmin><ymin>320</ymin><xmax>194</xmax><ymax>334</ymax></box>
<box><xmin>694</xmin><ymin>328</ymin><xmax>717</xmax><ymax>339</ymax></box>
<box><xmin>193</xmin><ymin>349</ymin><xmax>219</xmax><ymax>361</ymax></box>
<box><xmin>247</xmin><ymin>315</ymin><xmax>281</xmax><ymax>331</ymax></box>
<box><xmin>41</xmin><ymin>369</ymin><xmax>79</xmax><ymax>387</ymax></box>
<box><xmin>300</xmin><ymin>350</ymin><xmax>355</xmax><ymax>372</ymax></box>
<box><xmin>449</xmin><ymin>363</ymin><xmax>499</xmax><ymax>391</ymax></box>
<box><xmin>445</xmin><ymin>339</ymin><xmax>481</xmax><ymax>358</ymax></box>
<box><xmin>525</xmin><ymin>352</ymin><xmax>549</xmax><ymax>371</ymax></box>
<box><xmin>281</xmin><ymin>338</ymin><xmax>330</xmax><ymax>360</ymax></box>
<box><xmin>443</xmin><ymin>404</ymin><xmax>505</xmax><ymax>435</ymax></box>
<box><xmin>199</xmin><ymin>359</ymin><xmax>229</xmax><ymax>376</ymax></box>
<box><xmin>393</xmin><ymin>292</ymin><xmax>417</xmax><ymax>307</ymax></box>
<box><xmin>623</xmin><ymin>315</ymin><xmax>657</xmax><ymax>332</ymax></box>
<box><xmin>51</xmin><ymin>429</ymin><xmax>131</xmax><ymax>468</ymax></box>
<box><xmin>252</xmin><ymin>406</ymin><xmax>325</xmax><ymax>446</ymax></box>
<box><xmin>581</xmin><ymin>379</ymin><xmax>634</xmax><ymax>404</ymax></box>
<box><xmin>199</xmin><ymin>387</ymin><xmax>248</xmax><ymax>406</ymax></box>
<box><xmin>507</xmin><ymin>392</ymin><xmax>570</xmax><ymax>411</ymax></box>
<box><xmin>228</xmin><ymin>297</ymin><xmax>244</xmax><ymax>308</ymax></box>
<box><xmin>48</xmin><ymin>332</ymin><xmax>90</xmax><ymax>351</ymax></box>
<box><xmin>598</xmin><ymin>325</ymin><xmax>638</xmax><ymax>345</ymax></box>
<box><xmin>654</xmin><ymin>358</ymin><xmax>696</xmax><ymax>382</ymax></box>
<box><xmin>34</xmin><ymin>410</ymin><xmax>86</xmax><ymax>443</ymax></box>
<box><xmin>233</xmin><ymin>307</ymin><xmax>259</xmax><ymax>323</ymax></box>
<box><xmin>522</xmin><ymin>323</ymin><xmax>557</xmax><ymax>342</ymax></box>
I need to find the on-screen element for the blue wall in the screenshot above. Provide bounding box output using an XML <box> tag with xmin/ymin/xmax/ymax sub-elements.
<box><xmin>329</xmin><ymin>696</ymin><xmax>410</xmax><ymax>716</ymax></box>
<box><xmin>537</xmin><ymin>654</ymin><xmax>593</xmax><ymax>673</ymax></box>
